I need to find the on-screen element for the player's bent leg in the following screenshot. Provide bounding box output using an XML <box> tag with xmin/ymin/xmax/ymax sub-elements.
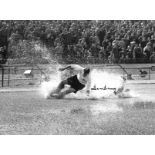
<box><xmin>56</xmin><ymin>88</ymin><xmax>76</xmax><ymax>99</ymax></box>
<box><xmin>48</xmin><ymin>80</ymin><xmax>68</xmax><ymax>98</ymax></box>
<box><xmin>55</xmin><ymin>79</ymin><xmax>68</xmax><ymax>93</ymax></box>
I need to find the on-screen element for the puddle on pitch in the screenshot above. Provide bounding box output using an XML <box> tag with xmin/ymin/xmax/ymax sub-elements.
<box><xmin>90</xmin><ymin>103</ymin><xmax>123</xmax><ymax>115</ymax></box>
<box><xmin>90</xmin><ymin>84</ymin><xmax>155</xmax><ymax>115</ymax></box>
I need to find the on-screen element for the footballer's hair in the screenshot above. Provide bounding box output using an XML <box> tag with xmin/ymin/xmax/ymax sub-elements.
<box><xmin>83</xmin><ymin>68</ymin><xmax>90</xmax><ymax>76</ymax></box>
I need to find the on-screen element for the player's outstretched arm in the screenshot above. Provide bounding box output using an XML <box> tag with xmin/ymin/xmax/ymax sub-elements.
<box><xmin>59</xmin><ymin>64</ymin><xmax>84</xmax><ymax>72</ymax></box>
<box><xmin>69</xmin><ymin>64</ymin><xmax>84</xmax><ymax>71</ymax></box>
<box><xmin>58</xmin><ymin>66</ymin><xmax>72</xmax><ymax>71</ymax></box>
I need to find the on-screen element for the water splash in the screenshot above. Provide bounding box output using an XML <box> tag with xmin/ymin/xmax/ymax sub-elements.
<box><xmin>40</xmin><ymin>73</ymin><xmax>61</xmax><ymax>98</ymax></box>
<box><xmin>35</xmin><ymin>43</ymin><xmax>63</xmax><ymax>98</ymax></box>
<box><xmin>40</xmin><ymin>68</ymin><xmax>130</xmax><ymax>100</ymax></box>
<box><xmin>34</xmin><ymin>43</ymin><xmax>58</xmax><ymax>65</ymax></box>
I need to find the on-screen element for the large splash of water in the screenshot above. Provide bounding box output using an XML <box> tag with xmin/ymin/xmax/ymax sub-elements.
<box><xmin>40</xmin><ymin>68</ymin><xmax>133</xmax><ymax>99</ymax></box>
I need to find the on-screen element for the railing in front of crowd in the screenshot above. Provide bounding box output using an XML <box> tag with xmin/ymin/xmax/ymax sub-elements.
<box><xmin>0</xmin><ymin>56</ymin><xmax>155</xmax><ymax>65</ymax></box>
<box><xmin>0</xmin><ymin>63</ymin><xmax>155</xmax><ymax>87</ymax></box>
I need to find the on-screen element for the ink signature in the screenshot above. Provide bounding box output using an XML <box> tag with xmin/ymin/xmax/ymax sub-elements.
<box><xmin>91</xmin><ymin>85</ymin><xmax>116</xmax><ymax>91</ymax></box>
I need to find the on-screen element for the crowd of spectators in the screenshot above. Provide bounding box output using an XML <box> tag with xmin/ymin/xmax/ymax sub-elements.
<box><xmin>0</xmin><ymin>20</ymin><xmax>155</xmax><ymax>64</ymax></box>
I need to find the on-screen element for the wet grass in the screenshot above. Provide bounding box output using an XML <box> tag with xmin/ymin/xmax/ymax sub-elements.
<box><xmin>0</xmin><ymin>91</ymin><xmax>155</xmax><ymax>134</ymax></box>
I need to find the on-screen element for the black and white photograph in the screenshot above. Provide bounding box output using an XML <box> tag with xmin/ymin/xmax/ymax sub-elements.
<box><xmin>1</xmin><ymin>0</ymin><xmax>155</xmax><ymax>155</ymax></box>
<box><xmin>0</xmin><ymin>19</ymin><xmax>155</xmax><ymax>135</ymax></box>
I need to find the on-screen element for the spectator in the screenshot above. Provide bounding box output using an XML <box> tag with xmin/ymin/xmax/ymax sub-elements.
<box><xmin>97</xmin><ymin>26</ymin><xmax>106</xmax><ymax>45</ymax></box>
<box><xmin>150</xmin><ymin>51</ymin><xmax>155</xmax><ymax>63</ymax></box>
<box><xmin>119</xmin><ymin>54</ymin><xmax>125</xmax><ymax>64</ymax></box>
<box><xmin>105</xmin><ymin>42</ymin><xmax>112</xmax><ymax>59</ymax></box>
<box><xmin>55</xmin><ymin>42</ymin><xmax>63</xmax><ymax>62</ymax></box>
<box><xmin>133</xmin><ymin>44</ymin><xmax>144</xmax><ymax>63</ymax></box>
<box><xmin>143</xmin><ymin>42</ymin><xmax>152</xmax><ymax>62</ymax></box>
<box><xmin>108</xmin><ymin>51</ymin><xmax>114</xmax><ymax>64</ymax></box>
<box><xmin>98</xmin><ymin>47</ymin><xmax>105</xmax><ymax>63</ymax></box>
<box><xmin>126</xmin><ymin>45</ymin><xmax>133</xmax><ymax>60</ymax></box>
<box><xmin>112</xmin><ymin>42</ymin><xmax>119</xmax><ymax>63</ymax></box>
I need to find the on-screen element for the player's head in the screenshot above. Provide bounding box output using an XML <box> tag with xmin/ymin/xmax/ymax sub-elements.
<box><xmin>83</xmin><ymin>67</ymin><xmax>90</xmax><ymax>77</ymax></box>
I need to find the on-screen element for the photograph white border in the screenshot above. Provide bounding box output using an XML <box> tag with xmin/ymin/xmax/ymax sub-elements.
<box><xmin>0</xmin><ymin>0</ymin><xmax>155</xmax><ymax>155</ymax></box>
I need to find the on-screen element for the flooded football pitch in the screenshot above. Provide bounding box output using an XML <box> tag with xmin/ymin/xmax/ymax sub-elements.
<box><xmin>0</xmin><ymin>83</ymin><xmax>155</xmax><ymax>134</ymax></box>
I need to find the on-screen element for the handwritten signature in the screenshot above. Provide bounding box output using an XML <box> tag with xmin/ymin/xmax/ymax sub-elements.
<box><xmin>91</xmin><ymin>85</ymin><xmax>116</xmax><ymax>91</ymax></box>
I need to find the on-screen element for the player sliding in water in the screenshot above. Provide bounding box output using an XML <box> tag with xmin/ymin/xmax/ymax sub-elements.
<box><xmin>47</xmin><ymin>64</ymin><xmax>91</xmax><ymax>99</ymax></box>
